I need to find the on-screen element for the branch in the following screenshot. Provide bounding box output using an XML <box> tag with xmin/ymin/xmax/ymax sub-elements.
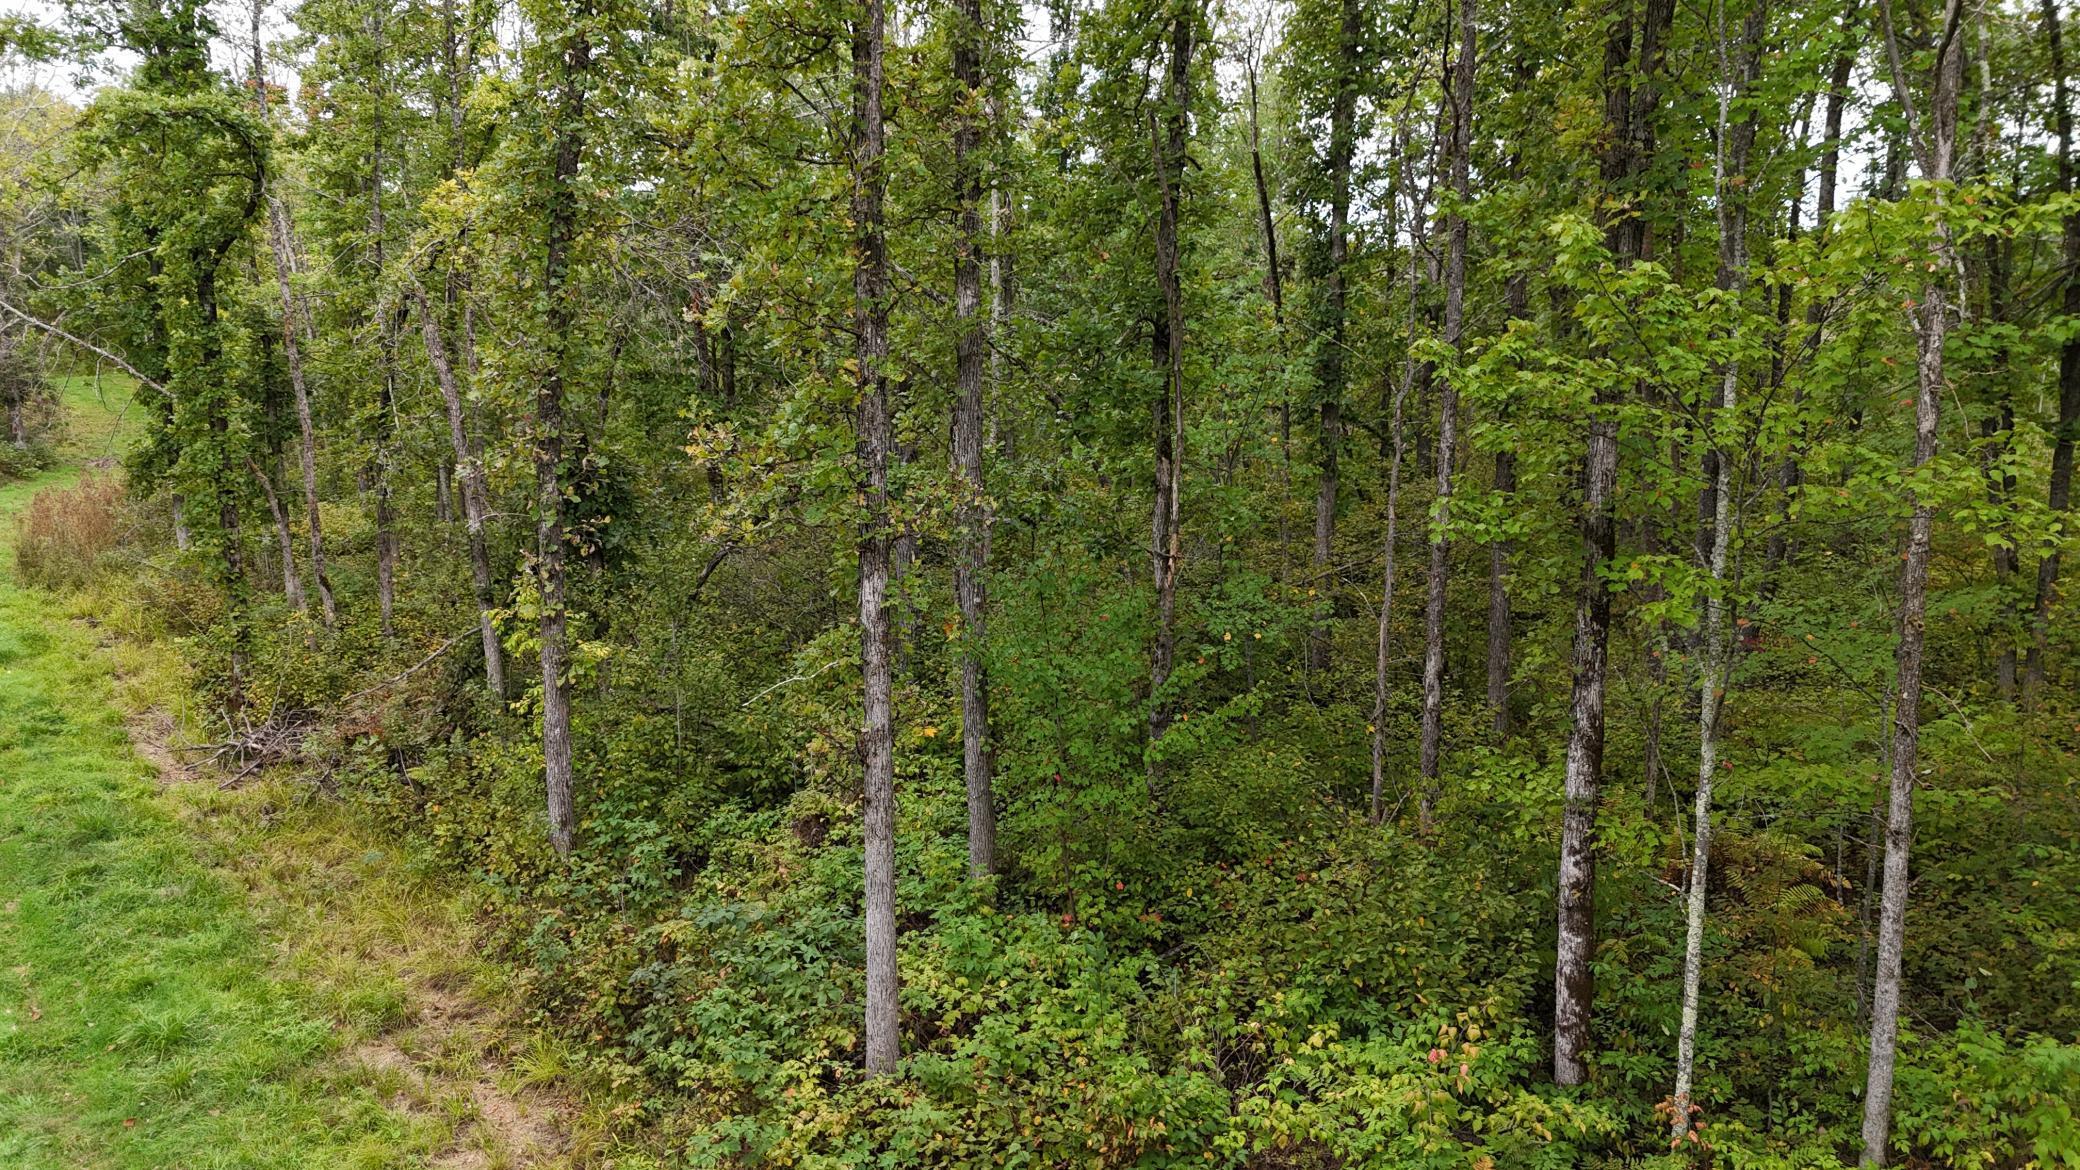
<box><xmin>339</xmin><ymin>629</ymin><xmax>476</xmax><ymax>703</ymax></box>
<box><xmin>0</xmin><ymin>296</ymin><xmax>166</xmax><ymax>393</ymax></box>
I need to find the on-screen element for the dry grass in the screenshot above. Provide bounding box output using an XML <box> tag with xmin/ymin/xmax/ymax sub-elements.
<box><xmin>14</xmin><ymin>472</ymin><xmax>122</xmax><ymax>589</ymax></box>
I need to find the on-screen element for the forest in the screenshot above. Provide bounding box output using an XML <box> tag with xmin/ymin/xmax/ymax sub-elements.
<box><xmin>0</xmin><ymin>0</ymin><xmax>2077</xmax><ymax>1163</ymax></box>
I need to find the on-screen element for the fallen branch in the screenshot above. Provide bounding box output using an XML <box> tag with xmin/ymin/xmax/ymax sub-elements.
<box><xmin>341</xmin><ymin>628</ymin><xmax>476</xmax><ymax>704</ymax></box>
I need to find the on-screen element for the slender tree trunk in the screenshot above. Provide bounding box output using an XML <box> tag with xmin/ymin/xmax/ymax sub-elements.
<box><xmin>1768</xmin><ymin>2</ymin><xmax>1858</xmax><ymax>575</ymax></box>
<box><xmin>1486</xmin><ymin>450</ymin><xmax>1514</xmax><ymax>737</ymax></box>
<box><xmin>1486</xmin><ymin>273</ymin><xmax>1525</xmax><ymax>738</ymax></box>
<box><xmin>267</xmin><ymin>207</ymin><xmax>336</xmax><ymax>626</ymax></box>
<box><xmin>1863</xmin><ymin>1</ymin><xmax>1961</xmax><ymax>1161</ymax></box>
<box><xmin>1147</xmin><ymin>13</ymin><xmax>1192</xmax><ymax>757</ymax></box>
<box><xmin>536</xmin><ymin>24</ymin><xmax>592</xmax><ymax>860</ymax></box>
<box><xmin>1246</xmin><ymin>52</ymin><xmax>1294</xmax><ymax>569</ymax></box>
<box><xmin>1246</xmin><ymin>58</ymin><xmax>1283</xmax><ymax>329</ymax></box>
<box><xmin>1982</xmin><ymin>386</ymin><xmax>2018</xmax><ymax>700</ymax></box>
<box><xmin>1370</xmin><ymin>141</ymin><xmax>1421</xmax><ymax>824</ymax></box>
<box><xmin>2028</xmin><ymin>0</ymin><xmax>2076</xmax><ymax>696</ymax></box>
<box><xmin>853</xmin><ymin>0</ymin><xmax>900</xmax><ymax>1075</ymax></box>
<box><xmin>1555</xmin><ymin>0</ymin><xmax>1673</xmax><ymax>1087</ymax></box>
<box><xmin>1370</xmin><ymin>359</ymin><xmax>1414</xmax><ymax>823</ymax></box>
<box><xmin>1672</xmin><ymin>0</ymin><xmax>1763</xmax><ymax>1134</ymax></box>
<box><xmin>1418</xmin><ymin>0</ymin><xmax>1475</xmax><ymax>830</ymax></box>
<box><xmin>1306</xmin><ymin>0</ymin><xmax>1358</xmax><ymax>676</ymax></box>
<box><xmin>368</xmin><ymin>19</ymin><xmax>398</xmax><ymax>641</ymax></box>
<box><xmin>251</xmin><ymin>458</ymin><xmax>305</xmax><ymax>615</ymax></box>
<box><xmin>951</xmin><ymin>0</ymin><xmax>995</xmax><ymax>878</ymax></box>
<box><xmin>415</xmin><ymin>286</ymin><xmax>507</xmax><ymax>699</ymax></box>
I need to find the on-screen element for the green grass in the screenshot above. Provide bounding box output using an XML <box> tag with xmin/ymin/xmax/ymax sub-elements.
<box><xmin>0</xmin><ymin>375</ymin><xmax>445</xmax><ymax>1169</ymax></box>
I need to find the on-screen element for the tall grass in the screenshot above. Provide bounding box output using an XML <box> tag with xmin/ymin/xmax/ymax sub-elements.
<box><xmin>14</xmin><ymin>473</ymin><xmax>122</xmax><ymax>589</ymax></box>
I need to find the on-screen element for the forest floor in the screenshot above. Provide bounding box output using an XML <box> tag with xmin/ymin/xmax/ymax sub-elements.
<box><xmin>0</xmin><ymin>378</ymin><xmax>602</xmax><ymax>1169</ymax></box>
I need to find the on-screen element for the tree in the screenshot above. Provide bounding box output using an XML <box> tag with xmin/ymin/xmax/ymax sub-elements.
<box><xmin>2028</xmin><ymin>0</ymin><xmax>2076</xmax><ymax>696</ymax></box>
<box><xmin>1670</xmin><ymin>0</ymin><xmax>1765</xmax><ymax>1136</ymax></box>
<box><xmin>1861</xmin><ymin>0</ymin><xmax>1963</xmax><ymax>1159</ymax></box>
<box><xmin>852</xmin><ymin>0</ymin><xmax>900</xmax><ymax>1074</ymax></box>
<box><xmin>950</xmin><ymin>0</ymin><xmax>997</xmax><ymax>879</ymax></box>
<box><xmin>1146</xmin><ymin>0</ymin><xmax>1193</xmax><ymax>758</ymax></box>
<box><xmin>1302</xmin><ymin>0</ymin><xmax>1359</xmax><ymax>677</ymax></box>
<box><xmin>1418</xmin><ymin>0</ymin><xmax>1474</xmax><ymax>829</ymax></box>
<box><xmin>1553</xmin><ymin>0</ymin><xmax>1674</xmax><ymax>1087</ymax></box>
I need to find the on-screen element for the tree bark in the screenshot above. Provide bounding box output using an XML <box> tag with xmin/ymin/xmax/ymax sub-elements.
<box><xmin>1863</xmin><ymin>0</ymin><xmax>1961</xmax><ymax>1161</ymax></box>
<box><xmin>1768</xmin><ymin>1</ymin><xmax>1859</xmax><ymax>575</ymax></box>
<box><xmin>1418</xmin><ymin>0</ymin><xmax>1475</xmax><ymax>830</ymax></box>
<box><xmin>1147</xmin><ymin>12</ymin><xmax>1192</xmax><ymax>758</ymax></box>
<box><xmin>251</xmin><ymin>457</ymin><xmax>306</xmax><ymax>615</ymax></box>
<box><xmin>1370</xmin><ymin>131</ymin><xmax>1423</xmax><ymax>824</ymax></box>
<box><xmin>1370</xmin><ymin>350</ymin><xmax>1414</xmax><ymax>823</ymax></box>
<box><xmin>1555</xmin><ymin>0</ymin><xmax>1673</xmax><ymax>1087</ymax></box>
<box><xmin>415</xmin><ymin>285</ymin><xmax>507</xmax><ymax>700</ymax></box>
<box><xmin>368</xmin><ymin>16</ymin><xmax>398</xmax><ymax>641</ymax></box>
<box><xmin>1671</xmin><ymin>0</ymin><xmax>1763</xmax><ymax>1135</ymax></box>
<box><xmin>2028</xmin><ymin>0</ymin><xmax>2076</xmax><ymax>696</ymax></box>
<box><xmin>951</xmin><ymin>0</ymin><xmax>995</xmax><ymax>878</ymax></box>
<box><xmin>1246</xmin><ymin>56</ymin><xmax>1283</xmax><ymax>327</ymax></box>
<box><xmin>1486</xmin><ymin>445</ymin><xmax>1514</xmax><ymax>738</ymax></box>
<box><xmin>1306</xmin><ymin>0</ymin><xmax>1358</xmax><ymax>677</ymax></box>
<box><xmin>536</xmin><ymin>22</ymin><xmax>592</xmax><ymax>859</ymax></box>
<box><xmin>266</xmin><ymin>201</ymin><xmax>337</xmax><ymax>626</ymax></box>
<box><xmin>853</xmin><ymin>0</ymin><xmax>900</xmax><ymax>1075</ymax></box>
<box><xmin>1981</xmin><ymin>249</ymin><xmax>2018</xmax><ymax>700</ymax></box>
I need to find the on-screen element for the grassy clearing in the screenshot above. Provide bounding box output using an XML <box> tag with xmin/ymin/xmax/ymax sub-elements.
<box><xmin>0</xmin><ymin>376</ymin><xmax>608</xmax><ymax>1169</ymax></box>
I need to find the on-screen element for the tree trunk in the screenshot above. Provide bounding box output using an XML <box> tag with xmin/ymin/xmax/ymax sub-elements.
<box><xmin>1768</xmin><ymin>2</ymin><xmax>1858</xmax><ymax>575</ymax></box>
<box><xmin>1982</xmin><ymin>389</ymin><xmax>2018</xmax><ymax>700</ymax></box>
<box><xmin>1370</xmin><ymin>134</ymin><xmax>1422</xmax><ymax>824</ymax></box>
<box><xmin>952</xmin><ymin>0</ymin><xmax>995</xmax><ymax>879</ymax></box>
<box><xmin>1306</xmin><ymin>0</ymin><xmax>1358</xmax><ymax>677</ymax></box>
<box><xmin>1370</xmin><ymin>354</ymin><xmax>1414</xmax><ymax>823</ymax></box>
<box><xmin>2028</xmin><ymin>0</ymin><xmax>2076</xmax><ymax>696</ymax></box>
<box><xmin>266</xmin><ymin>200</ymin><xmax>337</xmax><ymax>626</ymax></box>
<box><xmin>1863</xmin><ymin>0</ymin><xmax>1961</xmax><ymax>1161</ymax></box>
<box><xmin>415</xmin><ymin>286</ymin><xmax>507</xmax><ymax>700</ymax></box>
<box><xmin>1147</xmin><ymin>13</ymin><xmax>1192</xmax><ymax>758</ymax></box>
<box><xmin>853</xmin><ymin>0</ymin><xmax>901</xmax><ymax>1075</ymax></box>
<box><xmin>1485</xmin><ymin>450</ymin><xmax>1513</xmax><ymax>739</ymax></box>
<box><xmin>1246</xmin><ymin>57</ymin><xmax>1283</xmax><ymax>329</ymax></box>
<box><xmin>251</xmin><ymin>457</ymin><xmax>306</xmax><ymax>616</ymax></box>
<box><xmin>1671</xmin><ymin>0</ymin><xmax>1763</xmax><ymax>1135</ymax></box>
<box><xmin>1555</xmin><ymin>0</ymin><xmax>1673</xmax><ymax>1087</ymax></box>
<box><xmin>197</xmin><ymin>266</ymin><xmax>248</xmax><ymax>715</ymax></box>
<box><xmin>368</xmin><ymin>20</ymin><xmax>398</xmax><ymax>641</ymax></box>
<box><xmin>1418</xmin><ymin>0</ymin><xmax>1475</xmax><ymax>830</ymax></box>
<box><xmin>536</xmin><ymin>25</ymin><xmax>592</xmax><ymax>860</ymax></box>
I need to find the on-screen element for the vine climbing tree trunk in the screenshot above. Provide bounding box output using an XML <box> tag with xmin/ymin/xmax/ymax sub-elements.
<box><xmin>535</xmin><ymin>15</ymin><xmax>592</xmax><ymax>859</ymax></box>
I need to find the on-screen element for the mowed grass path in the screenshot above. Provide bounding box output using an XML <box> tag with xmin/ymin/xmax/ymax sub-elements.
<box><xmin>0</xmin><ymin>378</ymin><xmax>425</xmax><ymax>1168</ymax></box>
